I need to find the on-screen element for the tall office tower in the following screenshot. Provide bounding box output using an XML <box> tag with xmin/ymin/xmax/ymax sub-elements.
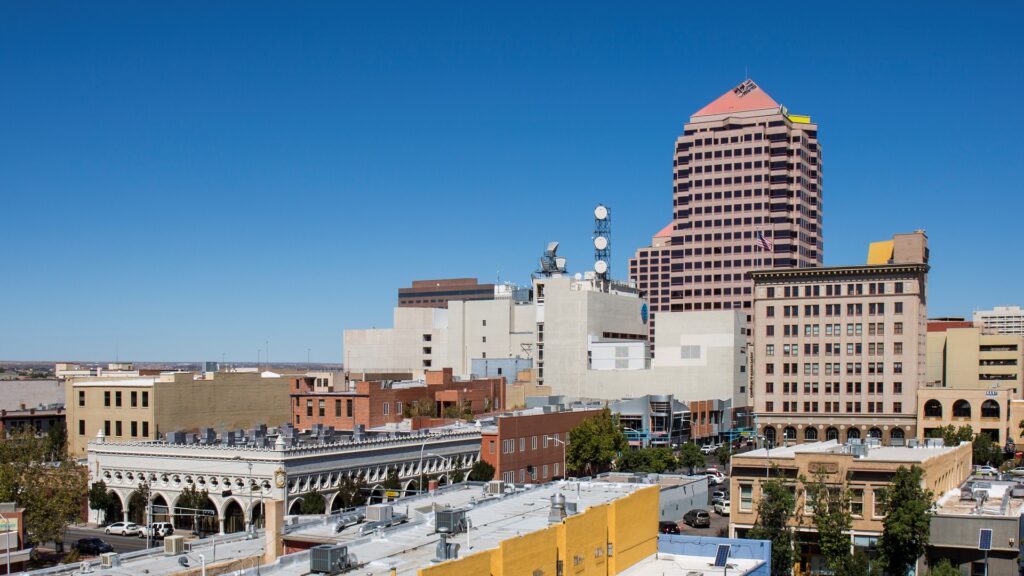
<box><xmin>630</xmin><ymin>79</ymin><xmax>822</xmax><ymax>344</ymax></box>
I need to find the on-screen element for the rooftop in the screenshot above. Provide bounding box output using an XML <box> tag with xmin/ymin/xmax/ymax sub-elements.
<box><xmin>737</xmin><ymin>439</ymin><xmax>962</xmax><ymax>463</ymax></box>
<box><xmin>622</xmin><ymin>552</ymin><xmax>764</xmax><ymax>576</ymax></box>
<box><xmin>691</xmin><ymin>79</ymin><xmax>781</xmax><ymax>119</ymax></box>
<box><xmin>934</xmin><ymin>477</ymin><xmax>1024</xmax><ymax>517</ymax></box>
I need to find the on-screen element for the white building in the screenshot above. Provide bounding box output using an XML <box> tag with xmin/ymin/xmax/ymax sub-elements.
<box><xmin>974</xmin><ymin>305</ymin><xmax>1024</xmax><ymax>335</ymax></box>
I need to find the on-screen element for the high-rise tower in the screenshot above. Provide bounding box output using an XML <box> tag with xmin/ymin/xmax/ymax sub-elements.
<box><xmin>630</xmin><ymin>79</ymin><xmax>822</xmax><ymax>343</ymax></box>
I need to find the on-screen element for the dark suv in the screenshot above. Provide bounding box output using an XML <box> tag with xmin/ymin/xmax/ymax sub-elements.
<box><xmin>683</xmin><ymin>509</ymin><xmax>711</xmax><ymax>528</ymax></box>
<box><xmin>658</xmin><ymin>521</ymin><xmax>681</xmax><ymax>535</ymax></box>
<box><xmin>75</xmin><ymin>538</ymin><xmax>114</xmax><ymax>555</ymax></box>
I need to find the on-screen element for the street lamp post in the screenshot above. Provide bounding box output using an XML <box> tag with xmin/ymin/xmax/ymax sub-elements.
<box><xmin>545</xmin><ymin>435</ymin><xmax>567</xmax><ymax>479</ymax></box>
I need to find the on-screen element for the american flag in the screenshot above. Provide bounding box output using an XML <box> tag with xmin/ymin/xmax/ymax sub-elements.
<box><xmin>756</xmin><ymin>230</ymin><xmax>774</xmax><ymax>251</ymax></box>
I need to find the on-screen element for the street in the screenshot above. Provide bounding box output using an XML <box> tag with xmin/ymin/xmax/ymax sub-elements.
<box><xmin>65</xmin><ymin>526</ymin><xmax>151</xmax><ymax>555</ymax></box>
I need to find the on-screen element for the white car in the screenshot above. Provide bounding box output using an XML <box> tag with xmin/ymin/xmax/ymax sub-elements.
<box><xmin>1008</xmin><ymin>467</ymin><xmax>1024</xmax><ymax>477</ymax></box>
<box><xmin>105</xmin><ymin>522</ymin><xmax>141</xmax><ymax>536</ymax></box>
<box><xmin>701</xmin><ymin>444</ymin><xmax>718</xmax><ymax>455</ymax></box>
<box><xmin>706</xmin><ymin>473</ymin><xmax>727</xmax><ymax>486</ymax></box>
<box><xmin>714</xmin><ymin>499</ymin><xmax>731</xmax><ymax>516</ymax></box>
<box><xmin>974</xmin><ymin>466</ymin><xmax>999</xmax><ymax>477</ymax></box>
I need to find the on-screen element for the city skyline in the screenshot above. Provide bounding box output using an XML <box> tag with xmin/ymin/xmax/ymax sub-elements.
<box><xmin>2</xmin><ymin>2</ymin><xmax>1023</xmax><ymax>361</ymax></box>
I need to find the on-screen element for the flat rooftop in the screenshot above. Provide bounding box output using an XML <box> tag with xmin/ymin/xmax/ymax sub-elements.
<box><xmin>622</xmin><ymin>552</ymin><xmax>764</xmax><ymax>576</ymax></box>
<box><xmin>935</xmin><ymin>478</ymin><xmax>1024</xmax><ymax>517</ymax></box>
<box><xmin>737</xmin><ymin>440</ymin><xmax>962</xmax><ymax>463</ymax></box>
<box><xmin>277</xmin><ymin>480</ymin><xmax>644</xmax><ymax>575</ymax></box>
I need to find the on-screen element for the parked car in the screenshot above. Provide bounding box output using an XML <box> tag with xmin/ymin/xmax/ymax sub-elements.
<box><xmin>105</xmin><ymin>521</ymin><xmax>142</xmax><ymax>536</ymax></box>
<box><xmin>75</xmin><ymin>538</ymin><xmax>114</xmax><ymax>555</ymax></box>
<box><xmin>711</xmin><ymin>490</ymin><xmax>728</xmax><ymax>505</ymax></box>
<box><xmin>705</xmin><ymin>471</ymin><xmax>727</xmax><ymax>486</ymax></box>
<box><xmin>1008</xmin><ymin>467</ymin><xmax>1024</xmax><ymax>477</ymax></box>
<box><xmin>659</xmin><ymin>521</ymin><xmax>681</xmax><ymax>535</ymax></box>
<box><xmin>138</xmin><ymin>522</ymin><xmax>174</xmax><ymax>539</ymax></box>
<box><xmin>683</xmin><ymin>509</ymin><xmax>711</xmax><ymax>528</ymax></box>
<box><xmin>974</xmin><ymin>465</ymin><xmax>999</xmax><ymax>477</ymax></box>
<box><xmin>701</xmin><ymin>444</ymin><xmax>718</xmax><ymax>455</ymax></box>
<box><xmin>714</xmin><ymin>499</ymin><xmax>731</xmax><ymax>516</ymax></box>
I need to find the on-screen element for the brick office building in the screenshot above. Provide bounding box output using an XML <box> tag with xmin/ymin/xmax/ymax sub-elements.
<box><xmin>290</xmin><ymin>368</ymin><xmax>504</xmax><ymax>431</ymax></box>
<box><xmin>479</xmin><ymin>407</ymin><xmax>601</xmax><ymax>484</ymax></box>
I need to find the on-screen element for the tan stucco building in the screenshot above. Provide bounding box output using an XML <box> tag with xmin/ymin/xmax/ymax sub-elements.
<box><xmin>66</xmin><ymin>371</ymin><xmax>294</xmax><ymax>457</ymax></box>
<box><xmin>919</xmin><ymin>325</ymin><xmax>1024</xmax><ymax>444</ymax></box>
<box><xmin>729</xmin><ymin>440</ymin><xmax>972</xmax><ymax>574</ymax></box>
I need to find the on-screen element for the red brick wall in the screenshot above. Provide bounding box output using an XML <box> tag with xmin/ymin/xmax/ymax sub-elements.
<box><xmin>481</xmin><ymin>409</ymin><xmax>600</xmax><ymax>483</ymax></box>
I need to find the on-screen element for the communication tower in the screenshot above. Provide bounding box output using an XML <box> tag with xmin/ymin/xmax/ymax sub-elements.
<box><xmin>593</xmin><ymin>204</ymin><xmax>611</xmax><ymax>279</ymax></box>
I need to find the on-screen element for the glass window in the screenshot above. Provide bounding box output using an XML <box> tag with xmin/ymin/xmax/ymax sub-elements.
<box><xmin>850</xmin><ymin>489</ymin><xmax>864</xmax><ymax>516</ymax></box>
<box><xmin>740</xmin><ymin>484</ymin><xmax>754</xmax><ymax>511</ymax></box>
<box><xmin>142</xmin><ymin>391</ymin><xmax>149</xmax><ymax>408</ymax></box>
<box><xmin>873</xmin><ymin>489</ymin><xmax>885</xmax><ymax>517</ymax></box>
<box><xmin>142</xmin><ymin>421</ymin><xmax>149</xmax><ymax>437</ymax></box>
<box><xmin>79</xmin><ymin>391</ymin><xmax>85</xmax><ymax>407</ymax></box>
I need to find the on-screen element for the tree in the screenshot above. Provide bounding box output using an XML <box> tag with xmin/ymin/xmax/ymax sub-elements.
<box><xmin>747</xmin><ymin>474</ymin><xmax>796</xmax><ymax>576</ymax></box>
<box><xmin>878</xmin><ymin>465</ymin><xmax>933</xmax><ymax>576</ymax></box>
<box><xmin>335</xmin><ymin>476</ymin><xmax>368</xmax><ymax>510</ymax></box>
<box><xmin>175</xmin><ymin>484</ymin><xmax>212</xmax><ymax>532</ymax></box>
<box><xmin>837</xmin><ymin>550</ymin><xmax>877</xmax><ymax>576</ymax></box>
<box><xmin>972</xmin><ymin>432</ymin><xmax>1003</xmax><ymax>467</ymax></box>
<box><xmin>46</xmin><ymin>422</ymin><xmax>68</xmax><ymax>460</ymax></box>
<box><xmin>88</xmin><ymin>481</ymin><xmax>112</xmax><ymax>524</ymax></box>
<box><xmin>928</xmin><ymin>559</ymin><xmax>960</xmax><ymax>576</ymax></box>
<box><xmin>300</xmin><ymin>489</ymin><xmax>326</xmax><ymax>515</ymax></box>
<box><xmin>467</xmin><ymin>460</ymin><xmax>496</xmax><ymax>482</ymax></box>
<box><xmin>616</xmin><ymin>447</ymin><xmax>679</xmax><ymax>473</ymax></box>
<box><xmin>715</xmin><ymin>444</ymin><xmax>733</xmax><ymax>471</ymax></box>
<box><xmin>803</xmin><ymin>472</ymin><xmax>852</xmax><ymax>573</ymax></box>
<box><xmin>567</xmin><ymin>408</ymin><xmax>627</xmax><ymax>476</ymax></box>
<box><xmin>127</xmin><ymin>481</ymin><xmax>152</xmax><ymax>524</ymax></box>
<box><xmin>403</xmin><ymin>398</ymin><xmax>436</xmax><ymax>418</ymax></box>
<box><xmin>679</xmin><ymin>443</ymin><xmax>705</xmax><ymax>474</ymax></box>
<box><xmin>928</xmin><ymin>425</ymin><xmax>973</xmax><ymax>448</ymax></box>
<box><xmin>0</xmin><ymin>428</ymin><xmax>86</xmax><ymax>548</ymax></box>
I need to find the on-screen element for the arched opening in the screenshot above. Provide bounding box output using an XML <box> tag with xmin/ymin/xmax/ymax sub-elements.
<box><xmin>437</xmin><ymin>475</ymin><xmax>449</xmax><ymax>487</ymax></box>
<box><xmin>251</xmin><ymin>502</ymin><xmax>264</xmax><ymax>529</ymax></box>
<box><xmin>783</xmin><ymin>427</ymin><xmax>797</xmax><ymax>442</ymax></box>
<box><xmin>981</xmin><ymin>400</ymin><xmax>1000</xmax><ymax>419</ymax></box>
<box><xmin>288</xmin><ymin>498</ymin><xmax>303</xmax><ymax>515</ymax></box>
<box><xmin>804</xmin><ymin>428</ymin><xmax>818</xmax><ymax>441</ymax></box>
<box><xmin>846</xmin><ymin>428</ymin><xmax>861</xmax><ymax>441</ymax></box>
<box><xmin>890</xmin><ymin>428</ymin><xmax>905</xmax><ymax>440</ymax></box>
<box><xmin>369</xmin><ymin>485</ymin><xmax>386</xmax><ymax>504</ymax></box>
<box><xmin>151</xmin><ymin>494</ymin><xmax>170</xmax><ymax>523</ymax></box>
<box><xmin>174</xmin><ymin>495</ymin><xmax>218</xmax><ymax>536</ymax></box>
<box><xmin>952</xmin><ymin>400</ymin><xmax>971</xmax><ymax>418</ymax></box>
<box><xmin>403</xmin><ymin>478</ymin><xmax>420</xmax><ymax>497</ymax></box>
<box><xmin>223</xmin><ymin>500</ymin><xmax>245</xmax><ymax>534</ymax></box>
<box><xmin>868</xmin><ymin>427</ymin><xmax>883</xmax><ymax>439</ymax></box>
<box><xmin>763</xmin><ymin>426</ymin><xmax>777</xmax><ymax>446</ymax></box>
<box><xmin>924</xmin><ymin>400</ymin><xmax>943</xmax><ymax>417</ymax></box>
<box><xmin>825</xmin><ymin>427</ymin><xmax>839</xmax><ymax>441</ymax></box>
<box><xmin>103</xmin><ymin>491</ymin><xmax>123</xmax><ymax>525</ymax></box>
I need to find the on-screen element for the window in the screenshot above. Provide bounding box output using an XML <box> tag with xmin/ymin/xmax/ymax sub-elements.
<box><xmin>894</xmin><ymin>322</ymin><xmax>904</xmax><ymax>335</ymax></box>
<box><xmin>873</xmin><ymin>489</ymin><xmax>886</xmax><ymax>517</ymax></box>
<box><xmin>142</xmin><ymin>391</ymin><xmax>149</xmax><ymax>408</ymax></box>
<box><xmin>766</xmin><ymin>325</ymin><xmax>775</xmax><ymax>336</ymax></box>
<box><xmin>520</xmin><ymin>437</ymin><xmax>526</xmax><ymax>452</ymax></box>
<box><xmin>142</xmin><ymin>421</ymin><xmax>149</xmax><ymax>437</ymax></box>
<box><xmin>532</xmin><ymin>436</ymin><xmax>538</xmax><ymax>450</ymax></box>
<box><xmin>766</xmin><ymin>344</ymin><xmax>775</xmax><ymax>356</ymax></box>
<box><xmin>78</xmin><ymin>391</ymin><xmax>85</xmax><ymax>407</ymax></box>
<box><xmin>78</xmin><ymin>419</ymin><xmax>85</xmax><ymax>435</ymax></box>
<box><xmin>894</xmin><ymin>362</ymin><xmax>903</xmax><ymax>374</ymax></box>
<box><xmin>130</xmin><ymin>421</ymin><xmax>138</xmax><ymax>437</ymax></box>
<box><xmin>383</xmin><ymin>402</ymin><xmax>390</xmax><ymax>416</ymax></box>
<box><xmin>740</xmin><ymin>484</ymin><xmax>753</xmax><ymax>511</ymax></box>
<box><xmin>894</xmin><ymin>382</ymin><xmax>903</xmax><ymax>394</ymax></box>
<box><xmin>306</xmin><ymin>400</ymin><xmax>313</xmax><ymax>417</ymax></box>
<box><xmin>346</xmin><ymin>399</ymin><xmax>353</xmax><ymax>417</ymax></box>
<box><xmin>543</xmin><ymin>464</ymin><xmax>549</xmax><ymax>479</ymax></box>
<box><xmin>894</xmin><ymin>342</ymin><xmax>903</xmax><ymax>355</ymax></box>
<box><xmin>104</xmin><ymin>391</ymin><xmax>111</xmax><ymax>407</ymax></box>
<box><xmin>766</xmin><ymin>306</ymin><xmax>775</xmax><ymax>317</ymax></box>
<box><xmin>895</xmin><ymin>302</ymin><xmax>903</xmax><ymax>314</ymax></box>
<box><xmin>554</xmin><ymin>463</ymin><xmax>560</xmax><ymax>478</ymax></box>
<box><xmin>396</xmin><ymin>401</ymin><xmax>403</xmax><ymax>415</ymax></box>
<box><xmin>489</xmin><ymin>440</ymin><xmax>495</xmax><ymax>454</ymax></box>
<box><xmin>850</xmin><ymin>489</ymin><xmax>864</xmax><ymax>516</ymax></box>
<box><xmin>894</xmin><ymin>402</ymin><xmax>902</xmax><ymax>413</ymax></box>
<box><xmin>115</xmin><ymin>391</ymin><xmax>122</xmax><ymax>407</ymax></box>
<box><xmin>115</xmin><ymin>421</ymin><xmax>122</xmax><ymax>436</ymax></box>
<box><xmin>104</xmin><ymin>420</ymin><xmax>111</xmax><ymax>436</ymax></box>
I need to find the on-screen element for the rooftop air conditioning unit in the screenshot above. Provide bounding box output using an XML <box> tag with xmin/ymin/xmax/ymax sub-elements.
<box><xmin>435</xmin><ymin>508</ymin><xmax>467</xmax><ymax>535</ymax></box>
<box><xmin>309</xmin><ymin>544</ymin><xmax>353</xmax><ymax>575</ymax></box>
<box><xmin>100</xmin><ymin>552</ymin><xmax>120</xmax><ymax>568</ymax></box>
<box><xmin>486</xmin><ymin>480</ymin><xmax>504</xmax><ymax>495</ymax></box>
<box><xmin>164</xmin><ymin>535</ymin><xmax>185</xmax><ymax>556</ymax></box>
<box><xmin>365</xmin><ymin>504</ymin><xmax>393</xmax><ymax>523</ymax></box>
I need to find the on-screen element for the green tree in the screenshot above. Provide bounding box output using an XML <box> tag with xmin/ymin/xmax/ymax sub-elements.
<box><xmin>300</xmin><ymin>489</ymin><xmax>326</xmax><ymax>515</ymax></box>
<box><xmin>878</xmin><ymin>465</ymin><xmax>933</xmax><ymax>576</ymax></box>
<box><xmin>747</xmin><ymin>474</ymin><xmax>796</xmax><ymax>576</ymax></box>
<box><xmin>334</xmin><ymin>476</ymin><xmax>368</xmax><ymax>509</ymax></box>
<box><xmin>467</xmin><ymin>460</ymin><xmax>496</xmax><ymax>482</ymax></box>
<box><xmin>927</xmin><ymin>425</ymin><xmax>973</xmax><ymax>447</ymax></box>
<box><xmin>803</xmin><ymin>472</ymin><xmax>852</xmax><ymax>573</ymax></box>
<box><xmin>837</xmin><ymin>550</ymin><xmax>877</xmax><ymax>576</ymax></box>
<box><xmin>46</xmin><ymin>422</ymin><xmax>68</xmax><ymax>460</ymax></box>
<box><xmin>616</xmin><ymin>447</ymin><xmax>679</xmax><ymax>473</ymax></box>
<box><xmin>566</xmin><ymin>408</ymin><xmax>627</xmax><ymax>476</ymax></box>
<box><xmin>715</xmin><ymin>444</ymin><xmax>733</xmax><ymax>471</ymax></box>
<box><xmin>0</xmin><ymin>428</ymin><xmax>86</xmax><ymax>548</ymax></box>
<box><xmin>972</xmin><ymin>432</ymin><xmax>1003</xmax><ymax>467</ymax></box>
<box><xmin>679</xmin><ymin>443</ymin><xmax>705</xmax><ymax>474</ymax></box>
<box><xmin>383</xmin><ymin>467</ymin><xmax>401</xmax><ymax>491</ymax></box>
<box><xmin>403</xmin><ymin>398</ymin><xmax>436</xmax><ymax>418</ymax></box>
<box><xmin>175</xmin><ymin>484</ymin><xmax>212</xmax><ymax>531</ymax></box>
<box><xmin>928</xmin><ymin>559</ymin><xmax>960</xmax><ymax>576</ymax></box>
<box><xmin>88</xmin><ymin>481</ymin><xmax>113</xmax><ymax>524</ymax></box>
<box><xmin>127</xmin><ymin>481</ymin><xmax>151</xmax><ymax>524</ymax></box>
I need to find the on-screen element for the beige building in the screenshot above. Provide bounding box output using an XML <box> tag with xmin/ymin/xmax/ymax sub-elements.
<box><xmin>919</xmin><ymin>325</ymin><xmax>1024</xmax><ymax>443</ymax></box>
<box><xmin>751</xmin><ymin>232</ymin><xmax>929</xmax><ymax>445</ymax></box>
<box><xmin>65</xmin><ymin>371</ymin><xmax>294</xmax><ymax>457</ymax></box>
<box><xmin>630</xmin><ymin>79</ymin><xmax>822</xmax><ymax>347</ymax></box>
<box><xmin>973</xmin><ymin>305</ymin><xmax>1024</xmax><ymax>335</ymax></box>
<box><xmin>729</xmin><ymin>440</ymin><xmax>972</xmax><ymax>573</ymax></box>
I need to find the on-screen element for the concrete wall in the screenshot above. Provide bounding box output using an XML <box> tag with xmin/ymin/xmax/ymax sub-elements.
<box><xmin>928</xmin><ymin>514</ymin><xmax>1022</xmax><ymax>576</ymax></box>
<box><xmin>658</xmin><ymin>479</ymin><xmax>710</xmax><ymax>522</ymax></box>
<box><xmin>343</xmin><ymin>307</ymin><xmax>448</xmax><ymax>377</ymax></box>
<box><xmin>0</xmin><ymin>379</ymin><xmax>64</xmax><ymax>411</ymax></box>
<box><xmin>447</xmin><ymin>299</ymin><xmax>534</xmax><ymax>376</ymax></box>
<box><xmin>152</xmin><ymin>372</ymin><xmax>293</xmax><ymax>438</ymax></box>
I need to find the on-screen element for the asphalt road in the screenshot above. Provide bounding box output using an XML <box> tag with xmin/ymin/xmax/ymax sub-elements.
<box><xmin>65</xmin><ymin>526</ymin><xmax>151</xmax><ymax>554</ymax></box>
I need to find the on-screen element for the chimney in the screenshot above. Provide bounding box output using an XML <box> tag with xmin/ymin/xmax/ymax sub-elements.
<box><xmin>548</xmin><ymin>493</ymin><xmax>567</xmax><ymax>523</ymax></box>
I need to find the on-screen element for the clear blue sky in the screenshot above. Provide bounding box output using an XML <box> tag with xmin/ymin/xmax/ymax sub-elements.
<box><xmin>2</xmin><ymin>1</ymin><xmax>1022</xmax><ymax>362</ymax></box>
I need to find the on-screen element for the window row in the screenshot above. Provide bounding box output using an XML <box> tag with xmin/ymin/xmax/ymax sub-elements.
<box><xmin>765</xmin><ymin>401</ymin><xmax>901</xmax><ymax>414</ymax></box>
<box><xmin>90</xmin><ymin>389</ymin><xmax>150</xmax><ymax>408</ymax></box>
<box><xmin>766</xmin><ymin>381</ymin><xmax>902</xmax><ymax>395</ymax></box>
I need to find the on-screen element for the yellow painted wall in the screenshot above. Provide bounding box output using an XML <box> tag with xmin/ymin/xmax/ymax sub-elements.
<box><xmin>419</xmin><ymin>549</ymin><xmax>493</xmax><ymax>576</ymax></box>
<box><xmin>563</xmin><ymin>503</ymin><xmax>609</xmax><ymax>574</ymax></box>
<box><xmin>866</xmin><ymin>240</ymin><xmax>894</xmax><ymax>265</ymax></box>
<box><xmin>607</xmin><ymin>485</ymin><xmax>659</xmax><ymax>574</ymax></box>
<box><xmin>494</xmin><ymin>524</ymin><xmax>559</xmax><ymax>575</ymax></box>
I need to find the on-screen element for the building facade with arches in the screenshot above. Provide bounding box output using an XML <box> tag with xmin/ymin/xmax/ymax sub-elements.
<box><xmin>85</xmin><ymin>427</ymin><xmax>482</xmax><ymax>534</ymax></box>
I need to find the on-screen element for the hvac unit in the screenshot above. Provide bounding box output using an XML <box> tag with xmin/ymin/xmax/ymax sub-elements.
<box><xmin>435</xmin><ymin>508</ymin><xmax>467</xmax><ymax>535</ymax></box>
<box><xmin>99</xmin><ymin>552</ymin><xmax>120</xmax><ymax>568</ymax></box>
<box><xmin>164</xmin><ymin>535</ymin><xmax>185</xmax><ymax>556</ymax></box>
<box><xmin>365</xmin><ymin>504</ymin><xmax>393</xmax><ymax>523</ymax></box>
<box><xmin>309</xmin><ymin>544</ymin><xmax>355</xmax><ymax>575</ymax></box>
<box><xmin>486</xmin><ymin>480</ymin><xmax>504</xmax><ymax>495</ymax></box>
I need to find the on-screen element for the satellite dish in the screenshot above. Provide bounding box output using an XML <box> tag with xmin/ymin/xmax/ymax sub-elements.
<box><xmin>594</xmin><ymin>236</ymin><xmax>608</xmax><ymax>250</ymax></box>
<box><xmin>594</xmin><ymin>260</ymin><xmax>608</xmax><ymax>275</ymax></box>
<box><xmin>594</xmin><ymin>205</ymin><xmax>608</xmax><ymax>220</ymax></box>
<box><xmin>574</xmin><ymin>273</ymin><xmax>582</xmax><ymax>280</ymax></box>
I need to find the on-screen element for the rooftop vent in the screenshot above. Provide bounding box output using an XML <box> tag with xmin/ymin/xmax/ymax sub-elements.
<box><xmin>548</xmin><ymin>492</ymin><xmax>567</xmax><ymax>523</ymax></box>
<box><xmin>435</xmin><ymin>532</ymin><xmax>460</xmax><ymax>562</ymax></box>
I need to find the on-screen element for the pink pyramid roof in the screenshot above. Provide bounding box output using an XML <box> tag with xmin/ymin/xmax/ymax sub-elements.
<box><xmin>692</xmin><ymin>79</ymin><xmax>780</xmax><ymax>118</ymax></box>
<box><xmin>654</xmin><ymin>223</ymin><xmax>674</xmax><ymax>238</ymax></box>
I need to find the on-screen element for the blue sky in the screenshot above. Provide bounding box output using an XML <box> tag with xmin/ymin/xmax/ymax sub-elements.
<box><xmin>2</xmin><ymin>1</ymin><xmax>1022</xmax><ymax>362</ymax></box>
